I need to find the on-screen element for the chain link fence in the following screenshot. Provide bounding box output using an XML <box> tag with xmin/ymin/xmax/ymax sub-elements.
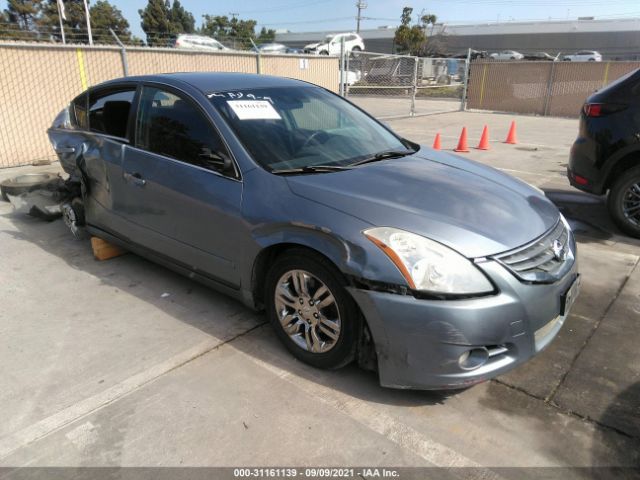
<box><xmin>0</xmin><ymin>42</ymin><xmax>338</xmax><ymax>168</ymax></box>
<box><xmin>466</xmin><ymin>60</ymin><xmax>640</xmax><ymax>117</ymax></box>
<box><xmin>342</xmin><ymin>51</ymin><xmax>468</xmax><ymax>119</ymax></box>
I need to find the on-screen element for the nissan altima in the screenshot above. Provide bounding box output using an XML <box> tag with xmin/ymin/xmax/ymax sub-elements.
<box><xmin>48</xmin><ymin>72</ymin><xmax>579</xmax><ymax>389</ymax></box>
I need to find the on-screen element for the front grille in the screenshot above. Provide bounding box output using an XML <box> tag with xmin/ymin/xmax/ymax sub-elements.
<box><xmin>492</xmin><ymin>218</ymin><xmax>574</xmax><ymax>283</ymax></box>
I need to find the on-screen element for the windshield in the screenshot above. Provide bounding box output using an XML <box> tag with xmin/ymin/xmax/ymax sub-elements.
<box><xmin>209</xmin><ymin>86</ymin><xmax>412</xmax><ymax>172</ymax></box>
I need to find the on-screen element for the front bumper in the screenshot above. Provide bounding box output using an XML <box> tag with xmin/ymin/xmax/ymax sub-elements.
<box><xmin>347</xmin><ymin>256</ymin><xmax>579</xmax><ymax>390</ymax></box>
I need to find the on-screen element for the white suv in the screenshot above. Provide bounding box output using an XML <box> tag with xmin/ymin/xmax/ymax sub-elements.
<box><xmin>173</xmin><ymin>34</ymin><xmax>230</xmax><ymax>51</ymax></box>
<box><xmin>563</xmin><ymin>50</ymin><xmax>602</xmax><ymax>62</ymax></box>
<box><xmin>304</xmin><ymin>33</ymin><xmax>365</xmax><ymax>55</ymax></box>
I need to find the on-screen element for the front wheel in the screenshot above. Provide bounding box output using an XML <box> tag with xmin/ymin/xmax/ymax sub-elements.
<box><xmin>265</xmin><ymin>250</ymin><xmax>360</xmax><ymax>369</ymax></box>
<box><xmin>607</xmin><ymin>166</ymin><xmax>640</xmax><ymax>238</ymax></box>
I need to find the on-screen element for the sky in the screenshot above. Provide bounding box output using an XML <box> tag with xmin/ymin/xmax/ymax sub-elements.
<box><xmin>3</xmin><ymin>0</ymin><xmax>640</xmax><ymax>40</ymax></box>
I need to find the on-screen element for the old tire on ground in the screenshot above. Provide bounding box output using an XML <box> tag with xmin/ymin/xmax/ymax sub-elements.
<box><xmin>607</xmin><ymin>166</ymin><xmax>640</xmax><ymax>238</ymax></box>
<box><xmin>265</xmin><ymin>248</ymin><xmax>360</xmax><ymax>370</ymax></box>
<box><xmin>0</xmin><ymin>172</ymin><xmax>61</xmax><ymax>201</ymax></box>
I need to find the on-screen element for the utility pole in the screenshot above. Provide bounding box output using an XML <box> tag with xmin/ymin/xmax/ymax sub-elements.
<box><xmin>355</xmin><ymin>0</ymin><xmax>367</xmax><ymax>33</ymax></box>
<box><xmin>229</xmin><ymin>12</ymin><xmax>239</xmax><ymax>20</ymax></box>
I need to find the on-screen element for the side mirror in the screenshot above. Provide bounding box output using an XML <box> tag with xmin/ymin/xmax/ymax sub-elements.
<box><xmin>199</xmin><ymin>148</ymin><xmax>234</xmax><ymax>176</ymax></box>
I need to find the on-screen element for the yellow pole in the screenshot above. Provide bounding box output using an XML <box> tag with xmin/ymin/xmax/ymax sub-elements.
<box><xmin>76</xmin><ymin>48</ymin><xmax>88</xmax><ymax>90</ymax></box>
<box><xmin>479</xmin><ymin>63</ymin><xmax>488</xmax><ymax>108</ymax></box>
<box><xmin>602</xmin><ymin>61</ymin><xmax>611</xmax><ymax>87</ymax></box>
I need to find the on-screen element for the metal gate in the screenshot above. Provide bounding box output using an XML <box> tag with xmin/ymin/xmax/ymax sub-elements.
<box><xmin>341</xmin><ymin>51</ymin><xmax>470</xmax><ymax>119</ymax></box>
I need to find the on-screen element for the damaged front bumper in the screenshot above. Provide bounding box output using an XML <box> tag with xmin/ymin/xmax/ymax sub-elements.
<box><xmin>347</xmin><ymin>258</ymin><xmax>579</xmax><ymax>390</ymax></box>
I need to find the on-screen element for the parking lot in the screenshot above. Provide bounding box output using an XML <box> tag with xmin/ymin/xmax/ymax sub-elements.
<box><xmin>1</xmin><ymin>110</ymin><xmax>639</xmax><ymax>473</ymax></box>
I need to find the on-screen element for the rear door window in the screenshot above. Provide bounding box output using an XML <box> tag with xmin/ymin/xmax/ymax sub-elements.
<box><xmin>88</xmin><ymin>88</ymin><xmax>136</xmax><ymax>138</ymax></box>
<box><xmin>71</xmin><ymin>93</ymin><xmax>88</xmax><ymax>129</ymax></box>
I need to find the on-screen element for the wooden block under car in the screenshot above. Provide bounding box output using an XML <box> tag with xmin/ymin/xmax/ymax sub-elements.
<box><xmin>90</xmin><ymin>236</ymin><xmax>127</xmax><ymax>261</ymax></box>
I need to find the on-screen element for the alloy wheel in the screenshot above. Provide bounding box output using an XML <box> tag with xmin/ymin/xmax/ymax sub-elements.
<box><xmin>622</xmin><ymin>182</ymin><xmax>640</xmax><ymax>227</ymax></box>
<box><xmin>274</xmin><ymin>269</ymin><xmax>341</xmax><ymax>353</ymax></box>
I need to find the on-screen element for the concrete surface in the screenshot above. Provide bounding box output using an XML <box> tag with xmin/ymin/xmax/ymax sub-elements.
<box><xmin>1</xmin><ymin>110</ymin><xmax>639</xmax><ymax>473</ymax></box>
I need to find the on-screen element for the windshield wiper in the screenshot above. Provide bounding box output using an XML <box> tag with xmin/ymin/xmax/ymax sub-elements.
<box><xmin>350</xmin><ymin>149</ymin><xmax>415</xmax><ymax>167</ymax></box>
<box><xmin>271</xmin><ymin>165</ymin><xmax>352</xmax><ymax>175</ymax></box>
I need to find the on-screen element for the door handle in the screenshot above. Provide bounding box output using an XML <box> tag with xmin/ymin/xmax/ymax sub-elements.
<box><xmin>124</xmin><ymin>171</ymin><xmax>146</xmax><ymax>187</ymax></box>
<box><xmin>55</xmin><ymin>145</ymin><xmax>76</xmax><ymax>154</ymax></box>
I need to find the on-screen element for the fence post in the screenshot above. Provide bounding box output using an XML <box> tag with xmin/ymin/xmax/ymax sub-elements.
<box><xmin>410</xmin><ymin>56</ymin><xmax>418</xmax><ymax>116</ymax></box>
<box><xmin>339</xmin><ymin>37</ymin><xmax>345</xmax><ymax>96</ymax></box>
<box><xmin>109</xmin><ymin>28</ymin><xmax>129</xmax><ymax>76</ymax></box>
<box><xmin>543</xmin><ymin>60</ymin><xmax>557</xmax><ymax>116</ymax></box>
<box><xmin>460</xmin><ymin>47</ymin><xmax>471</xmax><ymax>111</ymax></box>
<box><xmin>249</xmin><ymin>38</ymin><xmax>261</xmax><ymax>74</ymax></box>
<box><xmin>345</xmin><ymin>50</ymin><xmax>351</xmax><ymax>97</ymax></box>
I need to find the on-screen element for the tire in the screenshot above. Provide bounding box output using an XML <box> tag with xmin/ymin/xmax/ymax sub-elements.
<box><xmin>264</xmin><ymin>248</ymin><xmax>360</xmax><ymax>370</ymax></box>
<box><xmin>0</xmin><ymin>172</ymin><xmax>61</xmax><ymax>201</ymax></box>
<box><xmin>320</xmin><ymin>50</ymin><xmax>329</xmax><ymax>55</ymax></box>
<box><xmin>589</xmin><ymin>58</ymin><xmax>596</xmax><ymax>62</ymax></box>
<box><xmin>607</xmin><ymin>166</ymin><xmax>640</xmax><ymax>238</ymax></box>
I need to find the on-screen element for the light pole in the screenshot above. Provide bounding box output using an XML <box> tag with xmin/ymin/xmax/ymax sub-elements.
<box><xmin>355</xmin><ymin>0</ymin><xmax>367</xmax><ymax>33</ymax></box>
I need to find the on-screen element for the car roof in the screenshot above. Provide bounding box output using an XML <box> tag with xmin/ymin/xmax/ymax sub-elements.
<box><xmin>97</xmin><ymin>72</ymin><xmax>312</xmax><ymax>94</ymax></box>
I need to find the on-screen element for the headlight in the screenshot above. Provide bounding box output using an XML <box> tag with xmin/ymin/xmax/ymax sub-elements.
<box><xmin>364</xmin><ymin>227</ymin><xmax>494</xmax><ymax>295</ymax></box>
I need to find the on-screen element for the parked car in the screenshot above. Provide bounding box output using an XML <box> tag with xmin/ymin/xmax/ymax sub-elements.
<box><xmin>523</xmin><ymin>52</ymin><xmax>558</xmax><ymax>61</ymax></box>
<box><xmin>568</xmin><ymin>68</ymin><xmax>640</xmax><ymax>237</ymax></box>
<box><xmin>451</xmin><ymin>49</ymin><xmax>489</xmax><ymax>60</ymax></box>
<box><xmin>340</xmin><ymin>69</ymin><xmax>361</xmax><ymax>89</ymax></box>
<box><xmin>255</xmin><ymin>43</ymin><xmax>295</xmax><ymax>54</ymax></box>
<box><xmin>363</xmin><ymin>56</ymin><xmax>416</xmax><ymax>85</ymax></box>
<box><xmin>48</xmin><ymin>72</ymin><xmax>579</xmax><ymax>390</ymax></box>
<box><xmin>563</xmin><ymin>50</ymin><xmax>602</xmax><ymax>62</ymax></box>
<box><xmin>173</xmin><ymin>34</ymin><xmax>230</xmax><ymax>51</ymax></box>
<box><xmin>489</xmin><ymin>50</ymin><xmax>524</xmax><ymax>60</ymax></box>
<box><xmin>304</xmin><ymin>33</ymin><xmax>364</xmax><ymax>55</ymax></box>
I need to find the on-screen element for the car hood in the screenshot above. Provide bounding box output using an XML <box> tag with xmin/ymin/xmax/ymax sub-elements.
<box><xmin>285</xmin><ymin>149</ymin><xmax>560</xmax><ymax>258</ymax></box>
<box><xmin>304</xmin><ymin>42</ymin><xmax>322</xmax><ymax>49</ymax></box>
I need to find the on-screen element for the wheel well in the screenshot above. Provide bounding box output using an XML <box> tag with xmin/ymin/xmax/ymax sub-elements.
<box><xmin>251</xmin><ymin>243</ymin><xmax>343</xmax><ymax>310</ymax></box>
<box><xmin>604</xmin><ymin>153</ymin><xmax>640</xmax><ymax>191</ymax></box>
<box><xmin>251</xmin><ymin>242</ymin><xmax>378</xmax><ymax>371</ymax></box>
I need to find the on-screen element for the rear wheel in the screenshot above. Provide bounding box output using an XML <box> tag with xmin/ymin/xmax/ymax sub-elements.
<box><xmin>608</xmin><ymin>166</ymin><xmax>640</xmax><ymax>238</ymax></box>
<box><xmin>265</xmin><ymin>249</ymin><xmax>360</xmax><ymax>369</ymax></box>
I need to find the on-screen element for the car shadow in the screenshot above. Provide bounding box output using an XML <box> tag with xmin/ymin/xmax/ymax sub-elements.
<box><xmin>1</xmin><ymin>210</ymin><xmax>457</xmax><ymax>409</ymax></box>
<box><xmin>543</xmin><ymin>188</ymin><xmax>640</xmax><ymax>248</ymax></box>
<box><xmin>591</xmin><ymin>381</ymin><xmax>640</xmax><ymax>469</ymax></box>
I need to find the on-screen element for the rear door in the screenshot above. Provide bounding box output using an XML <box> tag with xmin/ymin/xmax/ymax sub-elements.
<box><xmin>115</xmin><ymin>84</ymin><xmax>243</xmax><ymax>287</ymax></box>
<box><xmin>49</xmin><ymin>85</ymin><xmax>137</xmax><ymax>232</ymax></box>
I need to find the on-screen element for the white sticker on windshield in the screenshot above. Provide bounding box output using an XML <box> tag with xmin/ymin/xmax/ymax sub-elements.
<box><xmin>227</xmin><ymin>100</ymin><xmax>281</xmax><ymax>120</ymax></box>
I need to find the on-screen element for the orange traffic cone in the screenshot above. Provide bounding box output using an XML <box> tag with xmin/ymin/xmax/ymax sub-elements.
<box><xmin>504</xmin><ymin>121</ymin><xmax>518</xmax><ymax>144</ymax></box>
<box><xmin>476</xmin><ymin>125</ymin><xmax>490</xmax><ymax>150</ymax></box>
<box><xmin>432</xmin><ymin>133</ymin><xmax>442</xmax><ymax>150</ymax></box>
<box><xmin>454</xmin><ymin>127</ymin><xmax>470</xmax><ymax>152</ymax></box>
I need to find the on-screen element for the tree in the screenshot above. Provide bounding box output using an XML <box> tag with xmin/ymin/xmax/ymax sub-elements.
<box><xmin>4</xmin><ymin>0</ymin><xmax>42</xmax><ymax>40</ymax></box>
<box><xmin>393</xmin><ymin>6</ymin><xmax>437</xmax><ymax>56</ymax></box>
<box><xmin>90</xmin><ymin>0</ymin><xmax>131</xmax><ymax>44</ymax></box>
<box><xmin>0</xmin><ymin>11</ymin><xmax>13</xmax><ymax>39</ymax></box>
<box><xmin>5</xmin><ymin>0</ymin><xmax>41</xmax><ymax>31</ymax></box>
<box><xmin>200</xmin><ymin>14</ymin><xmax>263</xmax><ymax>49</ymax></box>
<box><xmin>139</xmin><ymin>0</ymin><xmax>172</xmax><ymax>46</ymax></box>
<box><xmin>257</xmin><ymin>26</ymin><xmax>275</xmax><ymax>43</ymax></box>
<box><xmin>169</xmin><ymin>0</ymin><xmax>194</xmax><ymax>34</ymax></box>
<box><xmin>39</xmin><ymin>0</ymin><xmax>92</xmax><ymax>43</ymax></box>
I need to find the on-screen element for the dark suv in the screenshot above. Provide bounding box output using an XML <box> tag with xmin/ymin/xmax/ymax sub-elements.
<box><xmin>568</xmin><ymin>68</ymin><xmax>640</xmax><ymax>237</ymax></box>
